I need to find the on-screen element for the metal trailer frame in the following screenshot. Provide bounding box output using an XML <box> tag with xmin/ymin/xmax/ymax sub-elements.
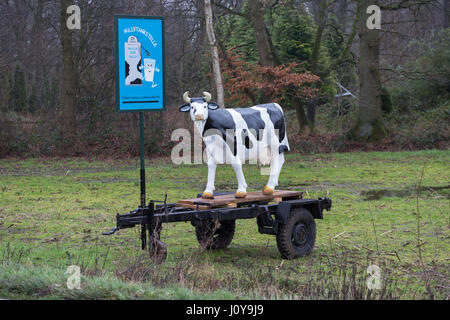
<box><xmin>103</xmin><ymin>192</ymin><xmax>332</xmax><ymax>260</ymax></box>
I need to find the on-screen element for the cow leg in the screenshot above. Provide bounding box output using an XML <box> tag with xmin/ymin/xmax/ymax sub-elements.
<box><xmin>263</xmin><ymin>148</ymin><xmax>285</xmax><ymax>196</ymax></box>
<box><xmin>231</xmin><ymin>158</ymin><xmax>248</xmax><ymax>198</ymax></box>
<box><xmin>202</xmin><ymin>152</ymin><xmax>216</xmax><ymax>199</ymax></box>
<box><xmin>276</xmin><ymin>152</ymin><xmax>285</xmax><ymax>187</ymax></box>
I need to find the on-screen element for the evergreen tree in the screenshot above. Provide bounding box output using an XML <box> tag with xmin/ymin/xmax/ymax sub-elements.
<box><xmin>271</xmin><ymin>3</ymin><xmax>316</xmax><ymax>68</ymax></box>
<box><xmin>216</xmin><ymin>3</ymin><xmax>258</xmax><ymax>63</ymax></box>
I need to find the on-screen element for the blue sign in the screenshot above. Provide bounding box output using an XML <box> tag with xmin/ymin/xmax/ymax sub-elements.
<box><xmin>115</xmin><ymin>15</ymin><xmax>165</xmax><ymax>112</ymax></box>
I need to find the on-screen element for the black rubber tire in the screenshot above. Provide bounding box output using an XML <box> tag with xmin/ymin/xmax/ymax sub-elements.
<box><xmin>195</xmin><ymin>219</ymin><xmax>235</xmax><ymax>250</ymax></box>
<box><xmin>148</xmin><ymin>217</ymin><xmax>162</xmax><ymax>240</ymax></box>
<box><xmin>276</xmin><ymin>208</ymin><xmax>316</xmax><ymax>259</ymax></box>
<box><xmin>148</xmin><ymin>237</ymin><xmax>167</xmax><ymax>264</ymax></box>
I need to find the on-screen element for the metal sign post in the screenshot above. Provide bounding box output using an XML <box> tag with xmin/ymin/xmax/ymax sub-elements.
<box><xmin>139</xmin><ymin>112</ymin><xmax>146</xmax><ymax>207</ymax></box>
<box><xmin>114</xmin><ymin>15</ymin><xmax>165</xmax><ymax>209</ymax></box>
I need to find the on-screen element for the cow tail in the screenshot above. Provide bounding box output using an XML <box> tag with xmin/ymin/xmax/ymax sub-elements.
<box><xmin>282</xmin><ymin>128</ymin><xmax>290</xmax><ymax>152</ymax></box>
<box><xmin>275</xmin><ymin>103</ymin><xmax>290</xmax><ymax>154</ymax></box>
<box><xmin>279</xmin><ymin>130</ymin><xmax>290</xmax><ymax>154</ymax></box>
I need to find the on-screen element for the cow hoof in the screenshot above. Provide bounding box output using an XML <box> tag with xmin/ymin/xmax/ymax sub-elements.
<box><xmin>235</xmin><ymin>191</ymin><xmax>247</xmax><ymax>198</ymax></box>
<box><xmin>263</xmin><ymin>185</ymin><xmax>274</xmax><ymax>195</ymax></box>
<box><xmin>202</xmin><ymin>192</ymin><xmax>214</xmax><ymax>199</ymax></box>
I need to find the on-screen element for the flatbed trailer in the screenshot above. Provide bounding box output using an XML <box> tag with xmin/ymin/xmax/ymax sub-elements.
<box><xmin>103</xmin><ymin>190</ymin><xmax>332</xmax><ymax>261</ymax></box>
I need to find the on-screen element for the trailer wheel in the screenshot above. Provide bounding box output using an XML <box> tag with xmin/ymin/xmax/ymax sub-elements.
<box><xmin>148</xmin><ymin>237</ymin><xmax>167</xmax><ymax>264</ymax></box>
<box><xmin>276</xmin><ymin>208</ymin><xmax>316</xmax><ymax>259</ymax></box>
<box><xmin>195</xmin><ymin>219</ymin><xmax>235</xmax><ymax>250</ymax></box>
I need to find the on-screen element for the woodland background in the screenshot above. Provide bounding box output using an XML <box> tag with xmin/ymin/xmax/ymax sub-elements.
<box><xmin>0</xmin><ymin>0</ymin><xmax>448</xmax><ymax>158</ymax></box>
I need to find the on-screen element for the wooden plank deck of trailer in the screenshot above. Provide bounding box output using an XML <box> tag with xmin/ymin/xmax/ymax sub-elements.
<box><xmin>176</xmin><ymin>190</ymin><xmax>302</xmax><ymax>210</ymax></box>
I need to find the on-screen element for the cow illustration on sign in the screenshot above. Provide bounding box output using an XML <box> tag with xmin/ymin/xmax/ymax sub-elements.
<box><xmin>125</xmin><ymin>36</ymin><xmax>143</xmax><ymax>85</ymax></box>
<box><xmin>125</xmin><ymin>35</ymin><xmax>160</xmax><ymax>87</ymax></box>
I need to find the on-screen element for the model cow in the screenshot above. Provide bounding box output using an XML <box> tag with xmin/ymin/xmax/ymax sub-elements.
<box><xmin>179</xmin><ymin>91</ymin><xmax>290</xmax><ymax>199</ymax></box>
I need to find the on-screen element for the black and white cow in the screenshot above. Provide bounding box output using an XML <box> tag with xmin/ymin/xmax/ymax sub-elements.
<box><xmin>179</xmin><ymin>91</ymin><xmax>290</xmax><ymax>199</ymax></box>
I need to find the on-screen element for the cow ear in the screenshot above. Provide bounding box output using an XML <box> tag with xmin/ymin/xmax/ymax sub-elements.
<box><xmin>208</xmin><ymin>102</ymin><xmax>219</xmax><ymax>110</ymax></box>
<box><xmin>179</xmin><ymin>104</ymin><xmax>190</xmax><ymax>112</ymax></box>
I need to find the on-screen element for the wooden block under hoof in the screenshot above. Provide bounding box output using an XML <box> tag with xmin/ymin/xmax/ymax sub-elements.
<box><xmin>201</xmin><ymin>192</ymin><xmax>214</xmax><ymax>199</ymax></box>
<box><xmin>235</xmin><ymin>191</ymin><xmax>247</xmax><ymax>198</ymax></box>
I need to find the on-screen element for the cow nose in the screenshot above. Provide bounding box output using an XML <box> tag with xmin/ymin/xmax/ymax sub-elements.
<box><xmin>195</xmin><ymin>114</ymin><xmax>204</xmax><ymax>120</ymax></box>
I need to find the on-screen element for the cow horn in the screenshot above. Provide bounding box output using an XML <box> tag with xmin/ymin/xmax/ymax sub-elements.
<box><xmin>203</xmin><ymin>91</ymin><xmax>212</xmax><ymax>102</ymax></box>
<box><xmin>183</xmin><ymin>91</ymin><xmax>191</xmax><ymax>103</ymax></box>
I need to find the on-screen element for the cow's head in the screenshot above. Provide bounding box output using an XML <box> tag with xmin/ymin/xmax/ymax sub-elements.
<box><xmin>179</xmin><ymin>91</ymin><xmax>219</xmax><ymax>121</ymax></box>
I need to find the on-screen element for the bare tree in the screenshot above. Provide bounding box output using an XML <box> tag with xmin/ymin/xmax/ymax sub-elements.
<box><xmin>60</xmin><ymin>0</ymin><xmax>77</xmax><ymax>140</ymax></box>
<box><xmin>304</xmin><ymin>0</ymin><xmax>361</xmax><ymax>129</ymax></box>
<box><xmin>350</xmin><ymin>0</ymin><xmax>435</xmax><ymax>141</ymax></box>
<box><xmin>350</xmin><ymin>0</ymin><xmax>387</xmax><ymax>141</ymax></box>
<box><xmin>445</xmin><ymin>0</ymin><xmax>450</xmax><ymax>28</ymax></box>
<box><xmin>205</xmin><ymin>0</ymin><xmax>225</xmax><ymax>107</ymax></box>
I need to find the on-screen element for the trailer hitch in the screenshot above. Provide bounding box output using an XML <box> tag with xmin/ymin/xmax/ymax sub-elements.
<box><xmin>102</xmin><ymin>227</ymin><xmax>119</xmax><ymax>235</ymax></box>
<box><xmin>102</xmin><ymin>202</ymin><xmax>168</xmax><ymax>263</ymax></box>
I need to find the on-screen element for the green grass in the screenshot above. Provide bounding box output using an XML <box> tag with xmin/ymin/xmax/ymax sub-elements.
<box><xmin>0</xmin><ymin>150</ymin><xmax>449</xmax><ymax>299</ymax></box>
<box><xmin>0</xmin><ymin>262</ymin><xmax>243</xmax><ymax>300</ymax></box>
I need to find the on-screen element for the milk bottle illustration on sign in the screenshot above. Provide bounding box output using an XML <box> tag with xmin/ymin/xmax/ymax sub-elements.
<box><xmin>143</xmin><ymin>53</ymin><xmax>160</xmax><ymax>88</ymax></box>
<box><xmin>143</xmin><ymin>59</ymin><xmax>155</xmax><ymax>81</ymax></box>
<box><xmin>125</xmin><ymin>36</ymin><xmax>143</xmax><ymax>86</ymax></box>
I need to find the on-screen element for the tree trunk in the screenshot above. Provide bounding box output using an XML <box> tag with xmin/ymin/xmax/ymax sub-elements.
<box><xmin>311</xmin><ymin>0</ymin><xmax>327</xmax><ymax>75</ymax></box>
<box><xmin>308</xmin><ymin>0</ymin><xmax>328</xmax><ymax>130</ymax></box>
<box><xmin>335</xmin><ymin>0</ymin><xmax>348</xmax><ymax>32</ymax></box>
<box><xmin>60</xmin><ymin>0</ymin><xmax>77</xmax><ymax>141</ymax></box>
<box><xmin>293</xmin><ymin>96</ymin><xmax>313</xmax><ymax>135</ymax></box>
<box><xmin>32</xmin><ymin>0</ymin><xmax>44</xmax><ymax>85</ymax></box>
<box><xmin>306</xmin><ymin>102</ymin><xmax>316</xmax><ymax>125</ymax></box>
<box><xmin>204</xmin><ymin>0</ymin><xmax>225</xmax><ymax>108</ymax></box>
<box><xmin>350</xmin><ymin>0</ymin><xmax>387</xmax><ymax>141</ymax></box>
<box><xmin>247</xmin><ymin>0</ymin><xmax>282</xmax><ymax>104</ymax></box>
<box><xmin>248</xmin><ymin>0</ymin><xmax>281</xmax><ymax>69</ymax></box>
<box><xmin>445</xmin><ymin>0</ymin><xmax>450</xmax><ymax>28</ymax></box>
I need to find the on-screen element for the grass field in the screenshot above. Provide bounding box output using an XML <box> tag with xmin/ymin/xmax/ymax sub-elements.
<box><xmin>0</xmin><ymin>150</ymin><xmax>448</xmax><ymax>299</ymax></box>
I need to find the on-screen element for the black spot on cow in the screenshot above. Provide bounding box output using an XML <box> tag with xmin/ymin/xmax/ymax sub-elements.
<box><xmin>233</xmin><ymin>108</ymin><xmax>265</xmax><ymax>141</ymax></box>
<box><xmin>241</xmin><ymin>129</ymin><xmax>253</xmax><ymax>149</ymax></box>
<box><xmin>203</xmin><ymin>109</ymin><xmax>237</xmax><ymax>156</ymax></box>
<box><xmin>257</xmin><ymin>103</ymin><xmax>286</xmax><ymax>143</ymax></box>
<box><xmin>137</xmin><ymin>59</ymin><xmax>142</xmax><ymax>73</ymax></box>
<box><xmin>125</xmin><ymin>61</ymin><xmax>130</xmax><ymax>78</ymax></box>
